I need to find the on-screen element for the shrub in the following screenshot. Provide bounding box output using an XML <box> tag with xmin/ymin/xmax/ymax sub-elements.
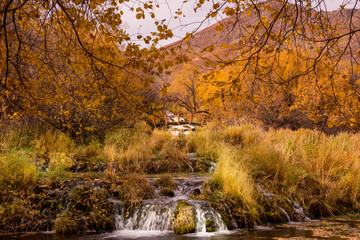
<box><xmin>0</xmin><ymin>150</ymin><xmax>37</xmax><ymax>191</ymax></box>
<box><xmin>34</xmin><ymin>130</ymin><xmax>75</xmax><ymax>158</ymax></box>
<box><xmin>120</xmin><ymin>174</ymin><xmax>155</xmax><ymax>213</ymax></box>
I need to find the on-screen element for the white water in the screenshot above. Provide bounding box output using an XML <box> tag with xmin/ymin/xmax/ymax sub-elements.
<box><xmin>115</xmin><ymin>200</ymin><xmax>176</xmax><ymax>231</ymax></box>
<box><xmin>113</xmin><ymin>177</ymin><xmax>227</xmax><ymax>234</ymax></box>
<box><xmin>279</xmin><ymin>207</ymin><xmax>291</xmax><ymax>222</ymax></box>
<box><xmin>289</xmin><ymin>200</ymin><xmax>312</xmax><ymax>222</ymax></box>
<box><xmin>115</xmin><ymin>199</ymin><xmax>227</xmax><ymax>233</ymax></box>
<box><xmin>192</xmin><ymin>201</ymin><xmax>227</xmax><ymax>232</ymax></box>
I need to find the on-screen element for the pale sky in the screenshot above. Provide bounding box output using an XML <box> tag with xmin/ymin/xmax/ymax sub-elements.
<box><xmin>120</xmin><ymin>0</ymin><xmax>357</xmax><ymax>47</ymax></box>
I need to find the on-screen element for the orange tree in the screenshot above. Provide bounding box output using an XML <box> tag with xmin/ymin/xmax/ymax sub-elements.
<box><xmin>0</xmin><ymin>0</ymin><xmax>175</xmax><ymax>138</ymax></box>
<box><xmin>1</xmin><ymin>0</ymin><xmax>359</xmax><ymax>134</ymax></box>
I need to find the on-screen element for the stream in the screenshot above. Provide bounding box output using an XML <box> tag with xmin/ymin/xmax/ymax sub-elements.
<box><xmin>2</xmin><ymin>220</ymin><xmax>360</xmax><ymax>239</ymax></box>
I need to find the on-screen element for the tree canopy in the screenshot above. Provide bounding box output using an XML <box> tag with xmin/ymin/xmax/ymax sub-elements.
<box><xmin>1</xmin><ymin>0</ymin><xmax>360</xmax><ymax>135</ymax></box>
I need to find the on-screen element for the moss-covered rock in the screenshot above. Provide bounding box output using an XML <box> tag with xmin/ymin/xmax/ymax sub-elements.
<box><xmin>54</xmin><ymin>185</ymin><xmax>114</xmax><ymax>234</ymax></box>
<box><xmin>88</xmin><ymin>212</ymin><xmax>114</xmax><ymax>231</ymax></box>
<box><xmin>173</xmin><ymin>200</ymin><xmax>196</xmax><ymax>234</ymax></box>
<box><xmin>191</xmin><ymin>158</ymin><xmax>211</xmax><ymax>173</ymax></box>
<box><xmin>206</xmin><ymin>219</ymin><xmax>215</xmax><ymax>232</ymax></box>
<box><xmin>54</xmin><ymin>216</ymin><xmax>80</xmax><ymax>235</ymax></box>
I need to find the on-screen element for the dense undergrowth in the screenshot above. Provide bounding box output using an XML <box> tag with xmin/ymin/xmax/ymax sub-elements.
<box><xmin>1</xmin><ymin>121</ymin><xmax>360</xmax><ymax>233</ymax></box>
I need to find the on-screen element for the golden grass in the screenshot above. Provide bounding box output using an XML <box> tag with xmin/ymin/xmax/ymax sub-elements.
<box><xmin>103</xmin><ymin>126</ymin><xmax>188</xmax><ymax>173</ymax></box>
<box><xmin>1</xmin><ymin>120</ymin><xmax>360</xmax><ymax>215</ymax></box>
<box><xmin>0</xmin><ymin>150</ymin><xmax>37</xmax><ymax>190</ymax></box>
<box><xmin>212</xmin><ymin>144</ymin><xmax>256</xmax><ymax>209</ymax></box>
<box><xmin>196</xmin><ymin>123</ymin><xmax>360</xmax><ymax>216</ymax></box>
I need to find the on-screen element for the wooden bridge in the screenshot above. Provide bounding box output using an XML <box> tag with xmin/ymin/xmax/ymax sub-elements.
<box><xmin>151</xmin><ymin>112</ymin><xmax>207</xmax><ymax>127</ymax></box>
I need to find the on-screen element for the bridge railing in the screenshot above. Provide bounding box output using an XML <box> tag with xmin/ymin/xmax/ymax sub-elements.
<box><xmin>151</xmin><ymin>113</ymin><xmax>207</xmax><ymax>127</ymax></box>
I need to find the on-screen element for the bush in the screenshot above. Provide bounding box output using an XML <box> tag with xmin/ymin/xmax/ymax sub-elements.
<box><xmin>120</xmin><ymin>174</ymin><xmax>155</xmax><ymax>212</ymax></box>
<box><xmin>0</xmin><ymin>150</ymin><xmax>37</xmax><ymax>191</ymax></box>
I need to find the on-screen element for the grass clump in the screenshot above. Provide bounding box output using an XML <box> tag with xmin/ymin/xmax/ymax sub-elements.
<box><xmin>212</xmin><ymin>145</ymin><xmax>256</xmax><ymax>209</ymax></box>
<box><xmin>0</xmin><ymin>150</ymin><xmax>37</xmax><ymax>191</ymax></box>
<box><xmin>155</xmin><ymin>175</ymin><xmax>176</xmax><ymax>197</ymax></box>
<box><xmin>155</xmin><ymin>175</ymin><xmax>176</xmax><ymax>189</ymax></box>
<box><xmin>119</xmin><ymin>173</ymin><xmax>155</xmax><ymax>215</ymax></box>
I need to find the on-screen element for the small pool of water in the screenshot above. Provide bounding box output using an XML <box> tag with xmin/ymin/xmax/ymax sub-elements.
<box><xmin>1</xmin><ymin>220</ymin><xmax>359</xmax><ymax>240</ymax></box>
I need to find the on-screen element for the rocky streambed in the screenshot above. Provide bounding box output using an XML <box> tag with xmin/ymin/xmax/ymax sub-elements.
<box><xmin>0</xmin><ymin>173</ymin><xmax>315</xmax><ymax>236</ymax></box>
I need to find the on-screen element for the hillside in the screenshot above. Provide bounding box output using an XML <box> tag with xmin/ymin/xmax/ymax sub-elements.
<box><xmin>165</xmin><ymin>0</ymin><xmax>360</xmax><ymax>67</ymax></box>
<box><xmin>160</xmin><ymin>0</ymin><xmax>360</xmax><ymax>132</ymax></box>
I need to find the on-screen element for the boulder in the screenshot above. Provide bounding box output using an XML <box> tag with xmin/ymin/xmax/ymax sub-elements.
<box><xmin>161</xmin><ymin>187</ymin><xmax>175</xmax><ymax>197</ymax></box>
<box><xmin>173</xmin><ymin>201</ymin><xmax>196</xmax><ymax>234</ymax></box>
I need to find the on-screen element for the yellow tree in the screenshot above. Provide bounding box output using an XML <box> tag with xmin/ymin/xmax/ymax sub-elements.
<box><xmin>167</xmin><ymin>64</ymin><xmax>207</xmax><ymax>114</ymax></box>
<box><xmin>0</xmin><ymin>0</ymin><xmax>172</xmax><ymax>137</ymax></box>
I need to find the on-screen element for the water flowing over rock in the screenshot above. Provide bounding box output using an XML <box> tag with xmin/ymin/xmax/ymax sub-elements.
<box><xmin>258</xmin><ymin>185</ymin><xmax>312</xmax><ymax>224</ymax></box>
<box><xmin>290</xmin><ymin>200</ymin><xmax>312</xmax><ymax>222</ymax></box>
<box><xmin>113</xmin><ymin>176</ymin><xmax>227</xmax><ymax>234</ymax></box>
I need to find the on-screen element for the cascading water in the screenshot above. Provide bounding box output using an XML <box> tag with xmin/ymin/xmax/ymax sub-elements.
<box><xmin>113</xmin><ymin>176</ymin><xmax>228</xmax><ymax>233</ymax></box>
<box><xmin>192</xmin><ymin>201</ymin><xmax>227</xmax><ymax>232</ymax></box>
<box><xmin>289</xmin><ymin>200</ymin><xmax>312</xmax><ymax>222</ymax></box>
<box><xmin>258</xmin><ymin>184</ymin><xmax>312</xmax><ymax>224</ymax></box>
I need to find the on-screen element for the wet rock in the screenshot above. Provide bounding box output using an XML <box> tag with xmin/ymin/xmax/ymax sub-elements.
<box><xmin>161</xmin><ymin>187</ymin><xmax>175</xmax><ymax>197</ymax></box>
<box><xmin>191</xmin><ymin>188</ymin><xmax>201</xmax><ymax>196</ymax></box>
<box><xmin>67</xmin><ymin>162</ymin><xmax>108</xmax><ymax>172</ymax></box>
<box><xmin>173</xmin><ymin>200</ymin><xmax>196</xmax><ymax>234</ymax></box>
<box><xmin>290</xmin><ymin>200</ymin><xmax>311</xmax><ymax>222</ymax></box>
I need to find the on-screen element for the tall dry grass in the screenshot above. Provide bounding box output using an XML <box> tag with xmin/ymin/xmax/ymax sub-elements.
<box><xmin>2</xmin><ymin>119</ymin><xmax>360</xmax><ymax>217</ymax></box>
<box><xmin>186</xmin><ymin>123</ymin><xmax>360</xmax><ymax>218</ymax></box>
<box><xmin>211</xmin><ymin>125</ymin><xmax>360</xmax><ymax>216</ymax></box>
<box><xmin>103</xmin><ymin>124</ymin><xmax>189</xmax><ymax>174</ymax></box>
<box><xmin>212</xmin><ymin>144</ymin><xmax>257</xmax><ymax>209</ymax></box>
<box><xmin>0</xmin><ymin>150</ymin><xmax>37</xmax><ymax>190</ymax></box>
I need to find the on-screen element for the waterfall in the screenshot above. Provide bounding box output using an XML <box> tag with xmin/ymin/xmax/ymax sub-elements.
<box><xmin>114</xmin><ymin>199</ymin><xmax>227</xmax><ymax>233</ymax></box>
<box><xmin>258</xmin><ymin>185</ymin><xmax>312</xmax><ymax>224</ymax></box>
<box><xmin>192</xmin><ymin>201</ymin><xmax>227</xmax><ymax>232</ymax></box>
<box><xmin>116</xmin><ymin>200</ymin><xmax>176</xmax><ymax>231</ymax></box>
<box><xmin>113</xmin><ymin>176</ymin><xmax>228</xmax><ymax>233</ymax></box>
<box><xmin>207</xmin><ymin>161</ymin><xmax>217</xmax><ymax>174</ymax></box>
<box><xmin>289</xmin><ymin>200</ymin><xmax>312</xmax><ymax>222</ymax></box>
<box><xmin>279</xmin><ymin>207</ymin><xmax>291</xmax><ymax>222</ymax></box>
